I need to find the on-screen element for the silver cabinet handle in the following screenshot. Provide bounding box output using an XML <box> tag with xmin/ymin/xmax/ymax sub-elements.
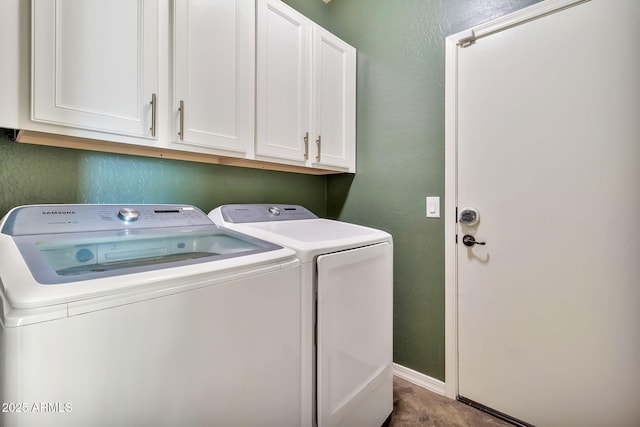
<box><xmin>315</xmin><ymin>135</ymin><xmax>321</xmax><ymax>162</ymax></box>
<box><xmin>149</xmin><ymin>93</ymin><xmax>157</xmax><ymax>137</ymax></box>
<box><xmin>178</xmin><ymin>100</ymin><xmax>184</xmax><ymax>141</ymax></box>
<box><xmin>304</xmin><ymin>132</ymin><xmax>309</xmax><ymax>160</ymax></box>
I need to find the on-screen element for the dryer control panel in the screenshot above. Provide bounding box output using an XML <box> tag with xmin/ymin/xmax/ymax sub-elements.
<box><xmin>218</xmin><ymin>204</ymin><xmax>318</xmax><ymax>223</ymax></box>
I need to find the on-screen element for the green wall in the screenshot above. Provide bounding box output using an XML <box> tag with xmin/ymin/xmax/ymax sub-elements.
<box><xmin>0</xmin><ymin>134</ymin><xmax>326</xmax><ymax>218</ymax></box>
<box><xmin>283</xmin><ymin>0</ymin><xmax>326</xmax><ymax>25</ymax></box>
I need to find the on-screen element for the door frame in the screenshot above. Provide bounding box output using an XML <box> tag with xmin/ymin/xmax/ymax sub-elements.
<box><xmin>443</xmin><ymin>0</ymin><xmax>590</xmax><ymax>399</ymax></box>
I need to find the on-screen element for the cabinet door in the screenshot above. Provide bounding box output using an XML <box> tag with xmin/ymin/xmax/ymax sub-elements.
<box><xmin>173</xmin><ymin>0</ymin><xmax>254</xmax><ymax>154</ymax></box>
<box><xmin>256</xmin><ymin>0</ymin><xmax>310</xmax><ymax>162</ymax></box>
<box><xmin>312</xmin><ymin>26</ymin><xmax>356</xmax><ymax>171</ymax></box>
<box><xmin>32</xmin><ymin>0</ymin><xmax>159</xmax><ymax>138</ymax></box>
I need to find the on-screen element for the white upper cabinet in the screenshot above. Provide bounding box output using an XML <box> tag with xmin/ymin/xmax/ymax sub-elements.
<box><xmin>32</xmin><ymin>0</ymin><xmax>159</xmax><ymax>139</ymax></box>
<box><xmin>26</xmin><ymin>0</ymin><xmax>355</xmax><ymax>173</ymax></box>
<box><xmin>173</xmin><ymin>0</ymin><xmax>255</xmax><ymax>155</ymax></box>
<box><xmin>256</xmin><ymin>0</ymin><xmax>356</xmax><ymax>172</ymax></box>
<box><xmin>256</xmin><ymin>0</ymin><xmax>311</xmax><ymax>162</ymax></box>
<box><xmin>312</xmin><ymin>26</ymin><xmax>356</xmax><ymax>170</ymax></box>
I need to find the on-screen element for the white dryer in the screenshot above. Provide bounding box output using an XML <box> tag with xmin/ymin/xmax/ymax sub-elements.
<box><xmin>0</xmin><ymin>204</ymin><xmax>304</xmax><ymax>427</ymax></box>
<box><xmin>210</xmin><ymin>204</ymin><xmax>393</xmax><ymax>427</ymax></box>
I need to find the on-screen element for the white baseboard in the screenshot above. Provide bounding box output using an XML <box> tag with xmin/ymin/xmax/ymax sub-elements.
<box><xmin>393</xmin><ymin>363</ymin><xmax>446</xmax><ymax>396</ymax></box>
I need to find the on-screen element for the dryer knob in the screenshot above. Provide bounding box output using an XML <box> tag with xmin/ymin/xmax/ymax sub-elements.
<box><xmin>268</xmin><ymin>206</ymin><xmax>281</xmax><ymax>216</ymax></box>
<box><xmin>118</xmin><ymin>207</ymin><xmax>140</xmax><ymax>222</ymax></box>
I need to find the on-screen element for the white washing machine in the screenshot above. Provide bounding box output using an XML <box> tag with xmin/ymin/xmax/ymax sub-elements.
<box><xmin>210</xmin><ymin>204</ymin><xmax>393</xmax><ymax>427</ymax></box>
<box><xmin>0</xmin><ymin>204</ymin><xmax>304</xmax><ymax>427</ymax></box>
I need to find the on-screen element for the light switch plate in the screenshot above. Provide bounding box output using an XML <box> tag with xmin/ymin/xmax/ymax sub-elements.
<box><xmin>426</xmin><ymin>197</ymin><xmax>440</xmax><ymax>218</ymax></box>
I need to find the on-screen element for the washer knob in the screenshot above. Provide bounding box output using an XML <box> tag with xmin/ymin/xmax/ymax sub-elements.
<box><xmin>118</xmin><ymin>207</ymin><xmax>140</xmax><ymax>222</ymax></box>
<box><xmin>268</xmin><ymin>206</ymin><xmax>281</xmax><ymax>216</ymax></box>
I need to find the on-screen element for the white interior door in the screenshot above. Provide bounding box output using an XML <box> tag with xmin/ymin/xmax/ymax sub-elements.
<box><xmin>456</xmin><ymin>1</ymin><xmax>640</xmax><ymax>425</ymax></box>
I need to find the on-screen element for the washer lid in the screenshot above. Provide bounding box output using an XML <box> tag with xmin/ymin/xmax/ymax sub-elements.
<box><xmin>1</xmin><ymin>204</ymin><xmax>285</xmax><ymax>285</ymax></box>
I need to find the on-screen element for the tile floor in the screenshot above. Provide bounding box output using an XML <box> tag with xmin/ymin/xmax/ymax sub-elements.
<box><xmin>389</xmin><ymin>376</ymin><xmax>512</xmax><ymax>427</ymax></box>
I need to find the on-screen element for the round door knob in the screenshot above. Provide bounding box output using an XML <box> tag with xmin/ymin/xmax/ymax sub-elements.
<box><xmin>118</xmin><ymin>207</ymin><xmax>140</xmax><ymax>222</ymax></box>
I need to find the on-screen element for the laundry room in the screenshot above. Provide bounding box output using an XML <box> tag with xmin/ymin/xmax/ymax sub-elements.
<box><xmin>1</xmin><ymin>0</ymin><xmax>639</xmax><ymax>426</ymax></box>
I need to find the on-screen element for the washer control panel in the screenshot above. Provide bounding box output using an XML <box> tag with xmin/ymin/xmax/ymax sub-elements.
<box><xmin>2</xmin><ymin>204</ymin><xmax>213</xmax><ymax>236</ymax></box>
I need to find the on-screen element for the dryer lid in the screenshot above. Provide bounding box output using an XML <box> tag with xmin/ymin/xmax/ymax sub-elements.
<box><xmin>210</xmin><ymin>205</ymin><xmax>392</xmax><ymax>263</ymax></box>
